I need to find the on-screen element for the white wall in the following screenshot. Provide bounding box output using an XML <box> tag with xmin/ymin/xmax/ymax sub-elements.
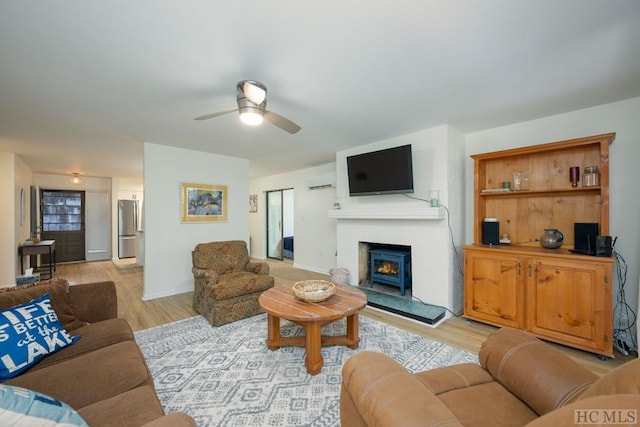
<box><xmin>0</xmin><ymin>153</ymin><xmax>34</xmax><ymax>285</ymax></box>
<box><xmin>249</xmin><ymin>163</ymin><xmax>337</xmax><ymax>274</ymax></box>
<box><xmin>143</xmin><ymin>143</ymin><xmax>249</xmax><ymax>300</ymax></box>
<box><xmin>465</xmin><ymin>96</ymin><xmax>640</xmax><ymax>341</ymax></box>
<box><xmin>0</xmin><ymin>153</ymin><xmax>14</xmax><ymax>285</ymax></box>
<box><xmin>0</xmin><ymin>153</ymin><xmax>35</xmax><ymax>285</ymax></box>
<box><xmin>34</xmin><ymin>174</ymin><xmax>111</xmax><ymax>192</ymax></box>
<box><xmin>335</xmin><ymin>125</ymin><xmax>465</xmax><ymax>312</ymax></box>
<box><xmin>282</xmin><ymin>189</ymin><xmax>294</xmax><ymax>238</ymax></box>
<box><xmin>446</xmin><ymin>126</ymin><xmax>467</xmax><ymax>309</ymax></box>
<box><xmin>14</xmin><ymin>157</ymin><xmax>32</xmax><ymax>272</ymax></box>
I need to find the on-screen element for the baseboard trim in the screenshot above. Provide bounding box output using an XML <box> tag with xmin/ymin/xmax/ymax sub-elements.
<box><xmin>142</xmin><ymin>286</ymin><xmax>192</xmax><ymax>301</ymax></box>
<box><xmin>291</xmin><ymin>263</ymin><xmax>329</xmax><ymax>275</ymax></box>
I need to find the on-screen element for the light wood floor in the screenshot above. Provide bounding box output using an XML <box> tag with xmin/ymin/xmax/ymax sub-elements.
<box><xmin>55</xmin><ymin>258</ymin><xmax>631</xmax><ymax>376</ymax></box>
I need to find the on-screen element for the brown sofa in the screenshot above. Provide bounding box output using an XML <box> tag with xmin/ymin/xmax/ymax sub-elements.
<box><xmin>341</xmin><ymin>327</ymin><xmax>640</xmax><ymax>427</ymax></box>
<box><xmin>0</xmin><ymin>279</ymin><xmax>195</xmax><ymax>427</ymax></box>
<box><xmin>192</xmin><ymin>240</ymin><xmax>274</xmax><ymax>326</ymax></box>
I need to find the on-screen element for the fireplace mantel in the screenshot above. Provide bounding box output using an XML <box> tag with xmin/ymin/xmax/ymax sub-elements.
<box><xmin>328</xmin><ymin>206</ymin><xmax>444</xmax><ymax>220</ymax></box>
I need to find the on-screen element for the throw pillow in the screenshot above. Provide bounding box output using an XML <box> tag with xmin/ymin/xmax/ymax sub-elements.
<box><xmin>0</xmin><ymin>384</ymin><xmax>88</xmax><ymax>426</ymax></box>
<box><xmin>0</xmin><ymin>278</ymin><xmax>86</xmax><ymax>331</ymax></box>
<box><xmin>0</xmin><ymin>293</ymin><xmax>80</xmax><ymax>381</ymax></box>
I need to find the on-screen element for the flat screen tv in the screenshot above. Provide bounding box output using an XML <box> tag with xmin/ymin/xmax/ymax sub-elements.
<box><xmin>347</xmin><ymin>144</ymin><xmax>414</xmax><ymax>196</ymax></box>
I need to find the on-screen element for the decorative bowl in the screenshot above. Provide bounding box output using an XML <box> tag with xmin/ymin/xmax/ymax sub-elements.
<box><xmin>292</xmin><ymin>280</ymin><xmax>336</xmax><ymax>303</ymax></box>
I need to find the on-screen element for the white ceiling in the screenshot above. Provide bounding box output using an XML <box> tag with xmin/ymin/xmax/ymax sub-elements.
<box><xmin>1</xmin><ymin>1</ymin><xmax>639</xmax><ymax>180</ymax></box>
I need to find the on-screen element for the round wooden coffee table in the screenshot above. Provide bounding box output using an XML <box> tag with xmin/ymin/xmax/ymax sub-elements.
<box><xmin>258</xmin><ymin>283</ymin><xmax>367</xmax><ymax>375</ymax></box>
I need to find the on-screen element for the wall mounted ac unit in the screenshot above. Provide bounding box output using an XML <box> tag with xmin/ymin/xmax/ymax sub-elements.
<box><xmin>306</xmin><ymin>172</ymin><xmax>336</xmax><ymax>190</ymax></box>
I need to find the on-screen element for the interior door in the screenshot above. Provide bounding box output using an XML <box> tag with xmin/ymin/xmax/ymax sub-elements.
<box><xmin>281</xmin><ymin>189</ymin><xmax>294</xmax><ymax>259</ymax></box>
<box><xmin>267</xmin><ymin>189</ymin><xmax>294</xmax><ymax>260</ymax></box>
<box><xmin>267</xmin><ymin>190</ymin><xmax>283</xmax><ymax>259</ymax></box>
<box><xmin>40</xmin><ymin>189</ymin><xmax>86</xmax><ymax>263</ymax></box>
<box><xmin>85</xmin><ymin>190</ymin><xmax>111</xmax><ymax>261</ymax></box>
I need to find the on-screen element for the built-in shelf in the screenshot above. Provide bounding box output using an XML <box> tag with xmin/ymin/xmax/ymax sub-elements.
<box><xmin>328</xmin><ymin>206</ymin><xmax>445</xmax><ymax>220</ymax></box>
<box><xmin>479</xmin><ymin>187</ymin><xmax>601</xmax><ymax>198</ymax></box>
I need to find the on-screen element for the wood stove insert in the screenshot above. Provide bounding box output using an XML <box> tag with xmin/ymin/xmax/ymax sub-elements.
<box><xmin>369</xmin><ymin>249</ymin><xmax>412</xmax><ymax>296</ymax></box>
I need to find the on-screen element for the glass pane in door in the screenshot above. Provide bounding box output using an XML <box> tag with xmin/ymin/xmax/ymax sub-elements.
<box><xmin>267</xmin><ymin>191</ymin><xmax>282</xmax><ymax>259</ymax></box>
<box><xmin>40</xmin><ymin>190</ymin><xmax>86</xmax><ymax>263</ymax></box>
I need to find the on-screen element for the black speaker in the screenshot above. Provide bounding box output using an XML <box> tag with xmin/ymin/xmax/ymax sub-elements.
<box><xmin>574</xmin><ymin>223</ymin><xmax>599</xmax><ymax>255</ymax></box>
<box><xmin>596</xmin><ymin>236</ymin><xmax>613</xmax><ymax>257</ymax></box>
<box><xmin>482</xmin><ymin>220</ymin><xmax>499</xmax><ymax>246</ymax></box>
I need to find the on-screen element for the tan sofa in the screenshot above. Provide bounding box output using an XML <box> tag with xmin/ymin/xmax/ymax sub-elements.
<box><xmin>0</xmin><ymin>279</ymin><xmax>195</xmax><ymax>427</ymax></box>
<box><xmin>341</xmin><ymin>327</ymin><xmax>640</xmax><ymax>427</ymax></box>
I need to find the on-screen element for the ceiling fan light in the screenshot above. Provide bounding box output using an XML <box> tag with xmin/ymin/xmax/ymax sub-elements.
<box><xmin>243</xmin><ymin>81</ymin><xmax>266</xmax><ymax>105</ymax></box>
<box><xmin>240</xmin><ymin>111</ymin><xmax>264</xmax><ymax>126</ymax></box>
<box><xmin>70</xmin><ymin>172</ymin><xmax>82</xmax><ymax>184</ymax></box>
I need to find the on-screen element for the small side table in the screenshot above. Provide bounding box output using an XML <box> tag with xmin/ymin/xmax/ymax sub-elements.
<box><xmin>18</xmin><ymin>240</ymin><xmax>56</xmax><ymax>280</ymax></box>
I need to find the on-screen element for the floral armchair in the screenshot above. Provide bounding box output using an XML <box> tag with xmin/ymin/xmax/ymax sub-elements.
<box><xmin>192</xmin><ymin>240</ymin><xmax>274</xmax><ymax>326</ymax></box>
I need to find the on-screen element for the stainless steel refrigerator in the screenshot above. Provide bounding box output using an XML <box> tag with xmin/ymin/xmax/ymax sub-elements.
<box><xmin>118</xmin><ymin>200</ymin><xmax>139</xmax><ymax>258</ymax></box>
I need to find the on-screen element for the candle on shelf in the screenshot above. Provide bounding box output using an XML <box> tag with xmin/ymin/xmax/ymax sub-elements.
<box><xmin>569</xmin><ymin>166</ymin><xmax>580</xmax><ymax>188</ymax></box>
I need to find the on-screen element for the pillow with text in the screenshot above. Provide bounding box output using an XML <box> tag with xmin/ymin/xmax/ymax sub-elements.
<box><xmin>0</xmin><ymin>293</ymin><xmax>80</xmax><ymax>381</ymax></box>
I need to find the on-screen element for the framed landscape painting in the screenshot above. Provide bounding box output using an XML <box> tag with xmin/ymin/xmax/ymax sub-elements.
<box><xmin>181</xmin><ymin>182</ymin><xmax>228</xmax><ymax>223</ymax></box>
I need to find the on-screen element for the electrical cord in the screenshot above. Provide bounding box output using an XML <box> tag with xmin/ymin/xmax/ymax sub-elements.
<box><xmin>401</xmin><ymin>193</ymin><xmax>464</xmax><ymax>317</ymax></box>
<box><xmin>612</xmin><ymin>247</ymin><xmax>637</xmax><ymax>354</ymax></box>
<box><xmin>402</xmin><ymin>193</ymin><xmax>464</xmax><ymax>278</ymax></box>
<box><xmin>410</xmin><ymin>293</ymin><xmax>462</xmax><ymax>317</ymax></box>
<box><xmin>438</xmin><ymin>203</ymin><xmax>465</xmax><ymax>280</ymax></box>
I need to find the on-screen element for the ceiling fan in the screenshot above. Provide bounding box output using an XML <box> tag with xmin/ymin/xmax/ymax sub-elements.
<box><xmin>194</xmin><ymin>80</ymin><xmax>301</xmax><ymax>134</ymax></box>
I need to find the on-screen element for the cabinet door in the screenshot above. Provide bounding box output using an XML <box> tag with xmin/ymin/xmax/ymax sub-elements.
<box><xmin>527</xmin><ymin>257</ymin><xmax>612</xmax><ymax>356</ymax></box>
<box><xmin>464</xmin><ymin>251</ymin><xmax>525</xmax><ymax>328</ymax></box>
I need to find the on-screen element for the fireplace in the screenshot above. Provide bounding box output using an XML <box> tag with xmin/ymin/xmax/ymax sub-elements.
<box><xmin>369</xmin><ymin>247</ymin><xmax>412</xmax><ymax>296</ymax></box>
<box><xmin>338</xmin><ymin>203</ymin><xmax>460</xmax><ymax>322</ymax></box>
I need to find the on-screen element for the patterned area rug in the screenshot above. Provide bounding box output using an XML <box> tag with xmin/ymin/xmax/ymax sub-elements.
<box><xmin>134</xmin><ymin>314</ymin><xmax>478</xmax><ymax>427</ymax></box>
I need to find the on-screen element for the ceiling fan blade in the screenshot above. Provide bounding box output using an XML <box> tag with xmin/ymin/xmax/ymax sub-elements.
<box><xmin>194</xmin><ymin>109</ymin><xmax>237</xmax><ymax>121</ymax></box>
<box><xmin>264</xmin><ymin>111</ymin><xmax>301</xmax><ymax>134</ymax></box>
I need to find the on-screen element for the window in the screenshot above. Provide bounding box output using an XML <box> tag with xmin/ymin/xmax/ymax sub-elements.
<box><xmin>41</xmin><ymin>191</ymin><xmax>84</xmax><ymax>231</ymax></box>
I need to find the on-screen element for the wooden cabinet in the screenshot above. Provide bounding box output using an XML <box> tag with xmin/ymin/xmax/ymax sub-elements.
<box><xmin>527</xmin><ymin>254</ymin><xmax>612</xmax><ymax>355</ymax></box>
<box><xmin>464</xmin><ymin>249</ymin><xmax>525</xmax><ymax>329</ymax></box>
<box><xmin>464</xmin><ymin>245</ymin><xmax>613</xmax><ymax>356</ymax></box>
<box><xmin>464</xmin><ymin>133</ymin><xmax>616</xmax><ymax>357</ymax></box>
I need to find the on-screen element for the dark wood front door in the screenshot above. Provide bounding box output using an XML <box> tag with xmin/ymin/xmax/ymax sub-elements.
<box><xmin>40</xmin><ymin>190</ymin><xmax>86</xmax><ymax>263</ymax></box>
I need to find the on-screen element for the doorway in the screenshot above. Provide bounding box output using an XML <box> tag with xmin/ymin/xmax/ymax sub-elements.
<box><xmin>266</xmin><ymin>188</ymin><xmax>294</xmax><ymax>260</ymax></box>
<box><xmin>40</xmin><ymin>189</ymin><xmax>86</xmax><ymax>263</ymax></box>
